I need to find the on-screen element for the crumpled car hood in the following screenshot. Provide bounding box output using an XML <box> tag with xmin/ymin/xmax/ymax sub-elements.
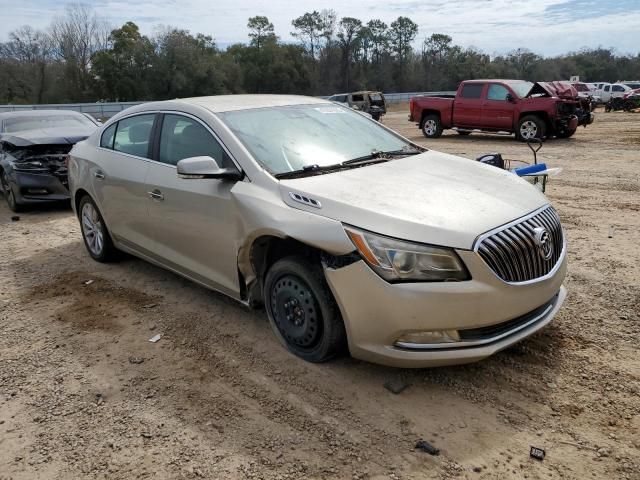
<box><xmin>279</xmin><ymin>150</ymin><xmax>549</xmax><ymax>250</ymax></box>
<box><xmin>528</xmin><ymin>81</ymin><xmax>578</xmax><ymax>100</ymax></box>
<box><xmin>0</xmin><ymin>127</ymin><xmax>94</xmax><ymax>146</ymax></box>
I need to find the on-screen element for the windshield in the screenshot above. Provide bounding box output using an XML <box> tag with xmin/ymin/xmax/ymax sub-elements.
<box><xmin>510</xmin><ymin>81</ymin><xmax>534</xmax><ymax>98</ymax></box>
<box><xmin>573</xmin><ymin>83</ymin><xmax>589</xmax><ymax>92</ymax></box>
<box><xmin>3</xmin><ymin>114</ymin><xmax>96</xmax><ymax>133</ymax></box>
<box><xmin>218</xmin><ymin>104</ymin><xmax>412</xmax><ymax>175</ymax></box>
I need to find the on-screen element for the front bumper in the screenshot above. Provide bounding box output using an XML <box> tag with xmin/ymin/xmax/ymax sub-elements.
<box><xmin>325</xmin><ymin>249</ymin><xmax>567</xmax><ymax>368</ymax></box>
<box><xmin>12</xmin><ymin>170</ymin><xmax>70</xmax><ymax>204</ymax></box>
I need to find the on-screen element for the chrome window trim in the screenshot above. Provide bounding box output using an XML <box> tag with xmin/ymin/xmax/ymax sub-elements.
<box><xmin>472</xmin><ymin>204</ymin><xmax>566</xmax><ymax>286</ymax></box>
<box><xmin>394</xmin><ymin>294</ymin><xmax>556</xmax><ymax>351</ymax></box>
<box><xmin>96</xmin><ymin>109</ymin><xmax>246</xmax><ymax>178</ymax></box>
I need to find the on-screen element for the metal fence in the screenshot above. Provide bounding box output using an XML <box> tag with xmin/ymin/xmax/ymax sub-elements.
<box><xmin>0</xmin><ymin>91</ymin><xmax>455</xmax><ymax>118</ymax></box>
<box><xmin>0</xmin><ymin>102</ymin><xmax>143</xmax><ymax>119</ymax></box>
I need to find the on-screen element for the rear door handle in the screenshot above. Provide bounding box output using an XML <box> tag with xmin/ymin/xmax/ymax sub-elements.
<box><xmin>148</xmin><ymin>189</ymin><xmax>164</xmax><ymax>201</ymax></box>
<box><xmin>94</xmin><ymin>171</ymin><xmax>105</xmax><ymax>180</ymax></box>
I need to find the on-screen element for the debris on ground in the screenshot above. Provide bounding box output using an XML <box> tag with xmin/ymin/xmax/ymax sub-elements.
<box><xmin>608</xmin><ymin>226</ymin><xmax>615</xmax><ymax>238</ymax></box>
<box><xmin>415</xmin><ymin>439</ymin><xmax>440</xmax><ymax>456</ymax></box>
<box><xmin>128</xmin><ymin>356</ymin><xmax>144</xmax><ymax>364</ymax></box>
<box><xmin>142</xmin><ymin>303</ymin><xmax>158</xmax><ymax>309</ymax></box>
<box><xmin>530</xmin><ymin>446</ymin><xmax>545</xmax><ymax>461</ymax></box>
<box><xmin>148</xmin><ymin>334</ymin><xmax>162</xmax><ymax>343</ymax></box>
<box><xmin>11</xmin><ymin>215</ymin><xmax>20</xmax><ymax>221</ymax></box>
<box><xmin>384</xmin><ymin>379</ymin><xmax>410</xmax><ymax>394</ymax></box>
<box><xmin>84</xmin><ymin>279</ymin><xmax>94</xmax><ymax>286</ymax></box>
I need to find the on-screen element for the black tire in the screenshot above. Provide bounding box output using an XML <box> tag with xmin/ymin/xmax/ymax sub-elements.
<box><xmin>457</xmin><ymin>130</ymin><xmax>472</xmax><ymax>136</ymax></box>
<box><xmin>516</xmin><ymin>115</ymin><xmax>546</xmax><ymax>141</ymax></box>
<box><xmin>264</xmin><ymin>255</ymin><xmax>347</xmax><ymax>363</ymax></box>
<box><xmin>371</xmin><ymin>113</ymin><xmax>381</xmax><ymax>121</ymax></box>
<box><xmin>78</xmin><ymin>195</ymin><xmax>117</xmax><ymax>262</ymax></box>
<box><xmin>1</xmin><ymin>171</ymin><xmax>22</xmax><ymax>213</ymax></box>
<box><xmin>557</xmin><ymin>128</ymin><xmax>577</xmax><ymax>139</ymax></box>
<box><xmin>421</xmin><ymin>114</ymin><xmax>443</xmax><ymax>138</ymax></box>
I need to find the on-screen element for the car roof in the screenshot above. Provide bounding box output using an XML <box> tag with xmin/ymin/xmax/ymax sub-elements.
<box><xmin>0</xmin><ymin>109</ymin><xmax>87</xmax><ymax>119</ymax></box>
<box><xmin>463</xmin><ymin>79</ymin><xmax>530</xmax><ymax>84</ymax></box>
<box><xmin>176</xmin><ymin>94</ymin><xmax>328</xmax><ymax>113</ymax></box>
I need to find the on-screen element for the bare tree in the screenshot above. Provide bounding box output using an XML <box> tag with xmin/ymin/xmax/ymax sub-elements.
<box><xmin>0</xmin><ymin>26</ymin><xmax>52</xmax><ymax>102</ymax></box>
<box><xmin>49</xmin><ymin>3</ymin><xmax>111</xmax><ymax>99</ymax></box>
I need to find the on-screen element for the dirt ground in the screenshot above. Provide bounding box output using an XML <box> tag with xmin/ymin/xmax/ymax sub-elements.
<box><xmin>1</xmin><ymin>109</ymin><xmax>638</xmax><ymax>480</ymax></box>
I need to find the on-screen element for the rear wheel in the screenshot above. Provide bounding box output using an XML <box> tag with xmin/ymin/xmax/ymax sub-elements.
<box><xmin>517</xmin><ymin>115</ymin><xmax>546</xmax><ymax>141</ymax></box>
<box><xmin>79</xmin><ymin>195</ymin><xmax>117</xmax><ymax>262</ymax></box>
<box><xmin>264</xmin><ymin>255</ymin><xmax>347</xmax><ymax>363</ymax></box>
<box><xmin>0</xmin><ymin>171</ymin><xmax>22</xmax><ymax>212</ymax></box>
<box><xmin>421</xmin><ymin>114</ymin><xmax>443</xmax><ymax>138</ymax></box>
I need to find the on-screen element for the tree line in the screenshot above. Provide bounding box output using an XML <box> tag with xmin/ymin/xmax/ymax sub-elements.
<box><xmin>1</xmin><ymin>4</ymin><xmax>639</xmax><ymax>104</ymax></box>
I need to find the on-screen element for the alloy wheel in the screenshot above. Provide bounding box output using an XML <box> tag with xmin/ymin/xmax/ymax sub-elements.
<box><xmin>1</xmin><ymin>172</ymin><xmax>16</xmax><ymax>209</ymax></box>
<box><xmin>423</xmin><ymin>119</ymin><xmax>437</xmax><ymax>136</ymax></box>
<box><xmin>520</xmin><ymin>120</ymin><xmax>538</xmax><ymax>139</ymax></box>
<box><xmin>81</xmin><ymin>202</ymin><xmax>104</xmax><ymax>256</ymax></box>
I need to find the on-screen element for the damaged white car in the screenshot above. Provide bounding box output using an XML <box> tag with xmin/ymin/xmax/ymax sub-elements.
<box><xmin>68</xmin><ymin>95</ymin><xmax>567</xmax><ymax>368</ymax></box>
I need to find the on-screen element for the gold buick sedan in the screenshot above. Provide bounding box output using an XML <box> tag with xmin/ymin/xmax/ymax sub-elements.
<box><xmin>69</xmin><ymin>95</ymin><xmax>567</xmax><ymax>367</ymax></box>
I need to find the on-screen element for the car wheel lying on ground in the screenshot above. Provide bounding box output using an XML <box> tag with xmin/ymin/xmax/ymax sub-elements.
<box><xmin>69</xmin><ymin>94</ymin><xmax>567</xmax><ymax>368</ymax></box>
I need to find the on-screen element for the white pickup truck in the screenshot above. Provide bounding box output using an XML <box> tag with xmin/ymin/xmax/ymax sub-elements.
<box><xmin>596</xmin><ymin>83</ymin><xmax>632</xmax><ymax>103</ymax></box>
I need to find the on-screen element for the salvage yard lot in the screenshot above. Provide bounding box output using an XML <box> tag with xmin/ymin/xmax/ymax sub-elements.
<box><xmin>1</xmin><ymin>110</ymin><xmax>639</xmax><ymax>480</ymax></box>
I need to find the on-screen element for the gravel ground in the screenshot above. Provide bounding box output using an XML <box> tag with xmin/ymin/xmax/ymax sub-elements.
<box><xmin>0</xmin><ymin>109</ymin><xmax>638</xmax><ymax>480</ymax></box>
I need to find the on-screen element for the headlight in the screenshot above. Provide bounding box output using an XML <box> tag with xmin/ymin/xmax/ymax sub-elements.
<box><xmin>12</xmin><ymin>161</ymin><xmax>48</xmax><ymax>172</ymax></box>
<box><xmin>344</xmin><ymin>226</ymin><xmax>469</xmax><ymax>282</ymax></box>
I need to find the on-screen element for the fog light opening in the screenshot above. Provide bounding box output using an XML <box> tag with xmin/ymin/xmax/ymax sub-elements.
<box><xmin>395</xmin><ymin>330</ymin><xmax>460</xmax><ymax>346</ymax></box>
<box><xmin>26</xmin><ymin>188</ymin><xmax>49</xmax><ymax>195</ymax></box>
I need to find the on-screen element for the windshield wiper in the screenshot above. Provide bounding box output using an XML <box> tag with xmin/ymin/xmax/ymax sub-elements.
<box><xmin>342</xmin><ymin>148</ymin><xmax>423</xmax><ymax>165</ymax></box>
<box><xmin>275</xmin><ymin>163</ymin><xmax>343</xmax><ymax>179</ymax></box>
<box><xmin>275</xmin><ymin>148</ymin><xmax>424</xmax><ymax>180</ymax></box>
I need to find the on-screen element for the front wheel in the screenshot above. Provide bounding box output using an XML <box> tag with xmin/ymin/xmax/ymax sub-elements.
<box><xmin>421</xmin><ymin>114</ymin><xmax>443</xmax><ymax>138</ymax></box>
<box><xmin>557</xmin><ymin>128</ymin><xmax>576</xmax><ymax>139</ymax></box>
<box><xmin>264</xmin><ymin>256</ymin><xmax>347</xmax><ymax>363</ymax></box>
<box><xmin>1</xmin><ymin>171</ymin><xmax>22</xmax><ymax>212</ymax></box>
<box><xmin>516</xmin><ymin>115</ymin><xmax>546</xmax><ymax>141</ymax></box>
<box><xmin>79</xmin><ymin>195</ymin><xmax>117</xmax><ymax>262</ymax></box>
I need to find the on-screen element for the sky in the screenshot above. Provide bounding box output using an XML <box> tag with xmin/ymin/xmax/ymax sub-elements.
<box><xmin>1</xmin><ymin>0</ymin><xmax>639</xmax><ymax>56</ymax></box>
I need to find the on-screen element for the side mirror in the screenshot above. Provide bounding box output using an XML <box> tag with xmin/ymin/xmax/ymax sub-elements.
<box><xmin>506</xmin><ymin>93</ymin><xmax>515</xmax><ymax>102</ymax></box>
<box><xmin>176</xmin><ymin>156</ymin><xmax>243</xmax><ymax>181</ymax></box>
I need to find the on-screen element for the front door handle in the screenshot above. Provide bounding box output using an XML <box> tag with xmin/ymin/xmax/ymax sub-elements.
<box><xmin>148</xmin><ymin>189</ymin><xmax>164</xmax><ymax>201</ymax></box>
<box><xmin>94</xmin><ymin>171</ymin><xmax>105</xmax><ymax>180</ymax></box>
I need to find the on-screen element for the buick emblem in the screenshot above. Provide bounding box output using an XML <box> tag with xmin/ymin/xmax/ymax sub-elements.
<box><xmin>533</xmin><ymin>227</ymin><xmax>553</xmax><ymax>261</ymax></box>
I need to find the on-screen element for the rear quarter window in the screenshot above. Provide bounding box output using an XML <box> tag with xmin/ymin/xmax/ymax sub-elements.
<box><xmin>100</xmin><ymin>123</ymin><xmax>116</xmax><ymax>149</ymax></box>
<box><xmin>461</xmin><ymin>84</ymin><xmax>484</xmax><ymax>99</ymax></box>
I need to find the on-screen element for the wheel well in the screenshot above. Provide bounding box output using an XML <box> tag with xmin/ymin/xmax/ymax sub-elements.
<box><xmin>74</xmin><ymin>188</ymin><xmax>90</xmax><ymax>216</ymax></box>
<box><xmin>420</xmin><ymin>109</ymin><xmax>441</xmax><ymax>126</ymax></box>
<box><xmin>246</xmin><ymin>236</ymin><xmax>322</xmax><ymax>307</ymax></box>
<box><xmin>519</xmin><ymin>111</ymin><xmax>551</xmax><ymax>131</ymax></box>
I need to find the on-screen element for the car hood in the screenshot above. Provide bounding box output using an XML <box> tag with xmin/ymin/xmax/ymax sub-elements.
<box><xmin>279</xmin><ymin>151</ymin><xmax>549</xmax><ymax>250</ymax></box>
<box><xmin>528</xmin><ymin>81</ymin><xmax>578</xmax><ymax>100</ymax></box>
<box><xmin>0</xmin><ymin>127</ymin><xmax>94</xmax><ymax>147</ymax></box>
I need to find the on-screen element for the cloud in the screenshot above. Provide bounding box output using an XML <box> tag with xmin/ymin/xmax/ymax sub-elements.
<box><xmin>1</xmin><ymin>0</ymin><xmax>639</xmax><ymax>56</ymax></box>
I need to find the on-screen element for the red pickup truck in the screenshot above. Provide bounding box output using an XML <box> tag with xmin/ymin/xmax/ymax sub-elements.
<box><xmin>409</xmin><ymin>79</ymin><xmax>594</xmax><ymax>141</ymax></box>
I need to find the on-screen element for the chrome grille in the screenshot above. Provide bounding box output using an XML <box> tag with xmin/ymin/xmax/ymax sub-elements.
<box><xmin>476</xmin><ymin>206</ymin><xmax>564</xmax><ymax>283</ymax></box>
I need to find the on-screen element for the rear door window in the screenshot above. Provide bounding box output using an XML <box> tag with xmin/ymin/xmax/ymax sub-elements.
<box><xmin>158</xmin><ymin>114</ymin><xmax>233</xmax><ymax>167</ymax></box>
<box><xmin>461</xmin><ymin>83</ymin><xmax>484</xmax><ymax>99</ymax></box>
<box><xmin>114</xmin><ymin>114</ymin><xmax>156</xmax><ymax>159</ymax></box>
